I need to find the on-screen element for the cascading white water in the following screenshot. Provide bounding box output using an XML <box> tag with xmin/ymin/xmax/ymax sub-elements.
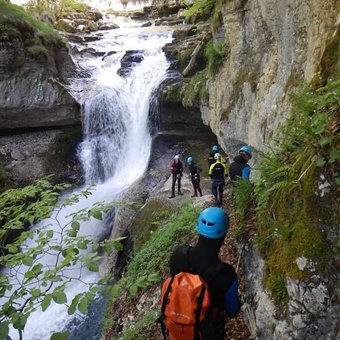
<box><xmin>4</xmin><ymin>16</ymin><xmax>173</xmax><ymax>340</ymax></box>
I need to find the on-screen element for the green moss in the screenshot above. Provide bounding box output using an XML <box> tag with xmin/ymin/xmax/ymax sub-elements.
<box><xmin>182</xmin><ymin>70</ymin><xmax>208</xmax><ymax>107</ymax></box>
<box><xmin>179</xmin><ymin>45</ymin><xmax>195</xmax><ymax>71</ymax></box>
<box><xmin>211</xmin><ymin>0</ymin><xmax>223</xmax><ymax>33</ymax></box>
<box><xmin>204</xmin><ymin>40</ymin><xmax>228</xmax><ymax>76</ymax></box>
<box><xmin>130</xmin><ymin>198</ymin><xmax>174</xmax><ymax>253</ymax></box>
<box><xmin>26</xmin><ymin>43</ymin><xmax>48</xmax><ymax>60</ymax></box>
<box><xmin>165</xmin><ymin>84</ymin><xmax>183</xmax><ymax>103</ymax></box>
<box><xmin>183</xmin><ymin>0</ymin><xmax>216</xmax><ymax>21</ymax></box>
<box><xmin>254</xmin><ymin>81</ymin><xmax>339</xmax><ymax>304</ymax></box>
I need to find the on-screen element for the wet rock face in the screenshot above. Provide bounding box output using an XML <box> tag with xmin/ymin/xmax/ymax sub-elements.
<box><xmin>0</xmin><ymin>127</ymin><xmax>83</xmax><ymax>187</ymax></box>
<box><xmin>242</xmin><ymin>246</ymin><xmax>340</xmax><ymax>339</ymax></box>
<box><xmin>117</xmin><ymin>50</ymin><xmax>144</xmax><ymax>77</ymax></box>
<box><xmin>0</xmin><ymin>40</ymin><xmax>80</xmax><ymax>131</ymax></box>
<box><xmin>204</xmin><ymin>0</ymin><xmax>339</xmax><ymax>153</ymax></box>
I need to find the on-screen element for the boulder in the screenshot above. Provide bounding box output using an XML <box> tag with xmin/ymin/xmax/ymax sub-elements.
<box><xmin>98</xmin><ymin>22</ymin><xmax>119</xmax><ymax>30</ymax></box>
<box><xmin>117</xmin><ymin>50</ymin><xmax>144</xmax><ymax>77</ymax></box>
<box><xmin>141</xmin><ymin>21</ymin><xmax>152</xmax><ymax>28</ymax></box>
<box><xmin>54</xmin><ymin>19</ymin><xmax>77</xmax><ymax>33</ymax></box>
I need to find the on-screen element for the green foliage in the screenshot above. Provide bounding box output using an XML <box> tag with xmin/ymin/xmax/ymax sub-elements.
<box><xmin>183</xmin><ymin>0</ymin><xmax>216</xmax><ymax>20</ymax></box>
<box><xmin>211</xmin><ymin>0</ymin><xmax>223</xmax><ymax>33</ymax></box>
<box><xmin>0</xmin><ymin>0</ymin><xmax>57</xmax><ymax>34</ymax></box>
<box><xmin>122</xmin><ymin>309</ymin><xmax>159</xmax><ymax>340</ymax></box>
<box><xmin>109</xmin><ymin>203</ymin><xmax>199</xmax><ymax>303</ymax></box>
<box><xmin>254</xmin><ymin>81</ymin><xmax>339</xmax><ymax>304</ymax></box>
<box><xmin>183</xmin><ymin>70</ymin><xmax>209</xmax><ymax>107</ymax></box>
<box><xmin>204</xmin><ymin>40</ymin><xmax>228</xmax><ymax>76</ymax></box>
<box><xmin>0</xmin><ymin>178</ymin><xmax>67</xmax><ymax>253</ymax></box>
<box><xmin>232</xmin><ymin>180</ymin><xmax>253</xmax><ymax>222</ymax></box>
<box><xmin>0</xmin><ymin>183</ymin><xmax>136</xmax><ymax>339</ymax></box>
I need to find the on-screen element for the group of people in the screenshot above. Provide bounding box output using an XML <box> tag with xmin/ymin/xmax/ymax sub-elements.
<box><xmin>169</xmin><ymin>144</ymin><xmax>252</xmax><ymax>205</ymax></box>
<box><xmin>159</xmin><ymin>145</ymin><xmax>253</xmax><ymax>339</ymax></box>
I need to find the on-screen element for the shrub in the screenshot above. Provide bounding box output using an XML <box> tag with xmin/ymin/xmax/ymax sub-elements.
<box><xmin>183</xmin><ymin>0</ymin><xmax>216</xmax><ymax>21</ymax></box>
<box><xmin>183</xmin><ymin>70</ymin><xmax>209</xmax><ymax>107</ymax></box>
<box><xmin>204</xmin><ymin>40</ymin><xmax>228</xmax><ymax>76</ymax></box>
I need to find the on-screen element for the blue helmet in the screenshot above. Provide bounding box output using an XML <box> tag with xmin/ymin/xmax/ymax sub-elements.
<box><xmin>239</xmin><ymin>145</ymin><xmax>252</xmax><ymax>156</ymax></box>
<box><xmin>196</xmin><ymin>207</ymin><xmax>229</xmax><ymax>239</ymax></box>
<box><xmin>187</xmin><ymin>156</ymin><xmax>193</xmax><ymax>164</ymax></box>
<box><xmin>212</xmin><ymin>145</ymin><xmax>219</xmax><ymax>151</ymax></box>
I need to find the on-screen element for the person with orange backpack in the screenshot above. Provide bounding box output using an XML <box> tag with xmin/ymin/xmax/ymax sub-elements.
<box><xmin>159</xmin><ymin>207</ymin><xmax>240</xmax><ymax>339</ymax></box>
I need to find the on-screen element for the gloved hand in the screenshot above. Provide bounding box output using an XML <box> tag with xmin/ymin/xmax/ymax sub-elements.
<box><xmin>176</xmin><ymin>174</ymin><xmax>181</xmax><ymax>179</ymax></box>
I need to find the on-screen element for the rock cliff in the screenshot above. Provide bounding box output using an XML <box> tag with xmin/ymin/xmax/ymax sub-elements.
<box><xmin>203</xmin><ymin>0</ymin><xmax>339</xmax><ymax>154</ymax></box>
<box><xmin>0</xmin><ymin>3</ymin><xmax>82</xmax><ymax>188</ymax></box>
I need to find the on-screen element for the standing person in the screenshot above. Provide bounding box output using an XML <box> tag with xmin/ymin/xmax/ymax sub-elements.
<box><xmin>160</xmin><ymin>207</ymin><xmax>240</xmax><ymax>339</ymax></box>
<box><xmin>229</xmin><ymin>146</ymin><xmax>252</xmax><ymax>181</ymax></box>
<box><xmin>208</xmin><ymin>145</ymin><xmax>220</xmax><ymax>166</ymax></box>
<box><xmin>209</xmin><ymin>153</ymin><xmax>227</xmax><ymax>205</ymax></box>
<box><xmin>169</xmin><ymin>155</ymin><xmax>184</xmax><ymax>199</ymax></box>
<box><xmin>187</xmin><ymin>156</ymin><xmax>203</xmax><ymax>197</ymax></box>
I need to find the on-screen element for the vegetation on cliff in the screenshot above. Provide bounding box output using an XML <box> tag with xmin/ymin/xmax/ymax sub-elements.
<box><xmin>0</xmin><ymin>0</ymin><xmax>62</xmax><ymax>59</ymax></box>
<box><xmin>233</xmin><ymin>81</ymin><xmax>339</xmax><ymax>304</ymax></box>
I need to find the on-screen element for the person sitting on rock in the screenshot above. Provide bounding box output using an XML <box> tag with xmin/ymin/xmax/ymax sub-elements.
<box><xmin>167</xmin><ymin>207</ymin><xmax>241</xmax><ymax>339</ymax></box>
<box><xmin>187</xmin><ymin>156</ymin><xmax>203</xmax><ymax>198</ymax></box>
<box><xmin>209</xmin><ymin>153</ymin><xmax>227</xmax><ymax>205</ymax></box>
<box><xmin>169</xmin><ymin>155</ymin><xmax>183</xmax><ymax>199</ymax></box>
<box><xmin>229</xmin><ymin>146</ymin><xmax>252</xmax><ymax>181</ymax></box>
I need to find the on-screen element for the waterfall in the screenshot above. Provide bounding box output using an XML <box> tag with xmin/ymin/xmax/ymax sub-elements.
<box><xmin>3</xmin><ymin>17</ymin><xmax>172</xmax><ymax>340</ymax></box>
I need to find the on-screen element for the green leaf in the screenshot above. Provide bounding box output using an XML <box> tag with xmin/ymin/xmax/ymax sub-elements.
<box><xmin>13</xmin><ymin>314</ymin><xmax>27</xmax><ymax>330</ymax></box>
<box><xmin>71</xmin><ymin>220</ymin><xmax>80</xmax><ymax>231</ymax></box>
<box><xmin>23</xmin><ymin>255</ymin><xmax>34</xmax><ymax>266</ymax></box>
<box><xmin>67</xmin><ymin>294</ymin><xmax>81</xmax><ymax>315</ymax></box>
<box><xmin>31</xmin><ymin>288</ymin><xmax>41</xmax><ymax>297</ymax></box>
<box><xmin>78</xmin><ymin>297</ymin><xmax>88</xmax><ymax>314</ymax></box>
<box><xmin>0</xmin><ymin>321</ymin><xmax>9</xmax><ymax>340</ymax></box>
<box><xmin>8</xmin><ymin>245</ymin><xmax>18</xmax><ymax>254</ymax></box>
<box><xmin>87</xmin><ymin>261</ymin><xmax>99</xmax><ymax>272</ymax></box>
<box><xmin>50</xmin><ymin>331</ymin><xmax>70</xmax><ymax>340</ymax></box>
<box><xmin>316</xmin><ymin>157</ymin><xmax>326</xmax><ymax>167</ymax></box>
<box><xmin>92</xmin><ymin>210</ymin><xmax>103</xmax><ymax>220</ymax></box>
<box><xmin>129</xmin><ymin>284</ymin><xmax>138</xmax><ymax>298</ymax></box>
<box><xmin>41</xmin><ymin>295</ymin><xmax>52</xmax><ymax>311</ymax></box>
<box><xmin>329</xmin><ymin>149</ymin><xmax>340</xmax><ymax>163</ymax></box>
<box><xmin>46</xmin><ymin>230</ymin><xmax>54</xmax><ymax>238</ymax></box>
<box><xmin>319</xmin><ymin>136</ymin><xmax>333</xmax><ymax>147</ymax></box>
<box><xmin>52</xmin><ymin>291</ymin><xmax>67</xmax><ymax>304</ymax></box>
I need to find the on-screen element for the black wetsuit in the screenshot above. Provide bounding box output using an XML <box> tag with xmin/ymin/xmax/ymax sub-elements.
<box><xmin>228</xmin><ymin>155</ymin><xmax>250</xmax><ymax>181</ymax></box>
<box><xmin>189</xmin><ymin>163</ymin><xmax>202</xmax><ymax>196</ymax></box>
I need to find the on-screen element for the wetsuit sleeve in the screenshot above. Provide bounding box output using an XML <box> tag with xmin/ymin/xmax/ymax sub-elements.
<box><xmin>223</xmin><ymin>279</ymin><xmax>241</xmax><ymax>317</ymax></box>
<box><xmin>208</xmin><ymin>163</ymin><xmax>214</xmax><ymax>176</ymax></box>
<box><xmin>170</xmin><ymin>161</ymin><xmax>174</xmax><ymax>174</ymax></box>
<box><xmin>242</xmin><ymin>166</ymin><xmax>250</xmax><ymax>180</ymax></box>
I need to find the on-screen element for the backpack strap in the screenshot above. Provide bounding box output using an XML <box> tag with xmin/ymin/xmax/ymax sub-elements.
<box><xmin>158</xmin><ymin>276</ymin><xmax>175</xmax><ymax>340</ymax></box>
<box><xmin>194</xmin><ymin>284</ymin><xmax>206</xmax><ymax>340</ymax></box>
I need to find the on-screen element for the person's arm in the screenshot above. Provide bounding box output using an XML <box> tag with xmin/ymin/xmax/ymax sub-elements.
<box><xmin>242</xmin><ymin>166</ymin><xmax>250</xmax><ymax>180</ymax></box>
<box><xmin>170</xmin><ymin>162</ymin><xmax>174</xmax><ymax>174</ymax></box>
<box><xmin>223</xmin><ymin>279</ymin><xmax>241</xmax><ymax>317</ymax></box>
<box><xmin>208</xmin><ymin>163</ymin><xmax>215</xmax><ymax>177</ymax></box>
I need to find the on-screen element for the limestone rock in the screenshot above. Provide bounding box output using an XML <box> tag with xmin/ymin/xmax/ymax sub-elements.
<box><xmin>202</xmin><ymin>0</ymin><xmax>339</xmax><ymax>156</ymax></box>
<box><xmin>0</xmin><ymin>41</ymin><xmax>80</xmax><ymax>131</ymax></box>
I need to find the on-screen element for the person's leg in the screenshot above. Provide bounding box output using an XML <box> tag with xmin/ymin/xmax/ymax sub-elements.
<box><xmin>178</xmin><ymin>177</ymin><xmax>183</xmax><ymax>195</ymax></box>
<box><xmin>212</xmin><ymin>181</ymin><xmax>218</xmax><ymax>203</ymax></box>
<box><xmin>197</xmin><ymin>180</ymin><xmax>203</xmax><ymax>196</ymax></box>
<box><xmin>218</xmin><ymin>182</ymin><xmax>224</xmax><ymax>204</ymax></box>
<box><xmin>192</xmin><ymin>181</ymin><xmax>198</xmax><ymax>197</ymax></box>
<box><xmin>169</xmin><ymin>175</ymin><xmax>176</xmax><ymax>198</ymax></box>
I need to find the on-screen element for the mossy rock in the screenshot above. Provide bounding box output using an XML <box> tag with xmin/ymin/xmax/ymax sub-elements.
<box><xmin>130</xmin><ymin>198</ymin><xmax>175</xmax><ymax>253</ymax></box>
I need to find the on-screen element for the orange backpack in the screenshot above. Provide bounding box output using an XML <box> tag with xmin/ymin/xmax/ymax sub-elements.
<box><xmin>159</xmin><ymin>271</ymin><xmax>211</xmax><ymax>340</ymax></box>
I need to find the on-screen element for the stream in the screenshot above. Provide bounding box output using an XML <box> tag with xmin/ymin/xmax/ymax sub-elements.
<box><xmin>4</xmin><ymin>6</ymin><xmax>173</xmax><ymax>340</ymax></box>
